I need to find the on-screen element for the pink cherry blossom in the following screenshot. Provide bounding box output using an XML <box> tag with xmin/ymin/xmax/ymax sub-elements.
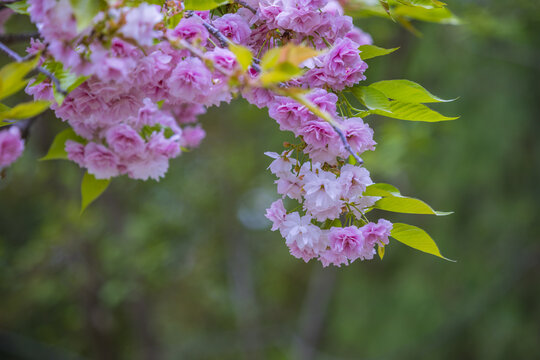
<box><xmin>84</xmin><ymin>142</ymin><xmax>120</xmax><ymax>179</ymax></box>
<box><xmin>361</xmin><ymin>219</ymin><xmax>393</xmax><ymax>247</ymax></box>
<box><xmin>0</xmin><ymin>127</ymin><xmax>25</xmax><ymax>168</ymax></box>
<box><xmin>265</xmin><ymin>199</ymin><xmax>287</xmax><ymax>231</ymax></box>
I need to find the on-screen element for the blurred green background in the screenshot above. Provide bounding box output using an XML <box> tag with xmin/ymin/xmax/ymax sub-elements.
<box><xmin>1</xmin><ymin>1</ymin><xmax>539</xmax><ymax>359</ymax></box>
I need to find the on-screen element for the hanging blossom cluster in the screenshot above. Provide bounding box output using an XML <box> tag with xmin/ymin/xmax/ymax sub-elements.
<box><xmin>17</xmin><ymin>0</ymin><xmax>394</xmax><ymax>266</ymax></box>
<box><xmin>0</xmin><ymin>127</ymin><xmax>24</xmax><ymax>170</ymax></box>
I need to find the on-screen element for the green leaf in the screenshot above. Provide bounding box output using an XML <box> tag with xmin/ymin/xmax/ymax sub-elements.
<box><xmin>166</xmin><ymin>12</ymin><xmax>184</xmax><ymax>29</ymax></box>
<box><xmin>69</xmin><ymin>0</ymin><xmax>106</xmax><ymax>32</ymax></box>
<box><xmin>0</xmin><ymin>100</ymin><xmax>50</xmax><ymax>121</ymax></box>
<box><xmin>183</xmin><ymin>0</ymin><xmax>229</xmax><ymax>10</ymax></box>
<box><xmin>396</xmin><ymin>0</ymin><xmax>446</xmax><ymax>9</ymax></box>
<box><xmin>373</xmin><ymin>196</ymin><xmax>452</xmax><ymax>216</ymax></box>
<box><xmin>330</xmin><ymin>218</ymin><xmax>342</xmax><ymax>228</ymax></box>
<box><xmin>0</xmin><ymin>58</ymin><xmax>38</xmax><ymax>100</ymax></box>
<box><xmin>358</xmin><ymin>45</ymin><xmax>399</xmax><ymax>60</ymax></box>
<box><xmin>260</xmin><ymin>63</ymin><xmax>304</xmax><ymax>86</ymax></box>
<box><xmin>229</xmin><ymin>43</ymin><xmax>253</xmax><ymax>71</ymax></box>
<box><xmin>377</xmin><ymin>244</ymin><xmax>385</xmax><ymax>260</ymax></box>
<box><xmin>260</xmin><ymin>44</ymin><xmax>320</xmax><ymax>71</ymax></box>
<box><xmin>81</xmin><ymin>172</ymin><xmax>110</xmax><ymax>214</ymax></box>
<box><xmin>43</xmin><ymin>60</ymin><xmax>89</xmax><ymax>93</ymax></box>
<box><xmin>370</xmin><ymin>79</ymin><xmax>454</xmax><ymax>103</ymax></box>
<box><xmin>378</xmin><ymin>0</ymin><xmax>393</xmax><ymax>19</ymax></box>
<box><xmin>284</xmin><ymin>45</ymin><xmax>321</xmax><ymax>67</ymax></box>
<box><xmin>41</xmin><ymin>128</ymin><xmax>85</xmax><ymax>161</ymax></box>
<box><xmin>0</xmin><ymin>120</ymin><xmax>16</xmax><ymax>128</ymax></box>
<box><xmin>0</xmin><ymin>104</ymin><xmax>14</xmax><ymax>127</ymax></box>
<box><xmin>370</xmin><ymin>101</ymin><xmax>458</xmax><ymax>122</ymax></box>
<box><xmin>42</xmin><ymin>60</ymin><xmax>89</xmax><ymax>104</ymax></box>
<box><xmin>6</xmin><ymin>0</ymin><xmax>29</xmax><ymax>14</ymax></box>
<box><xmin>393</xmin><ymin>5</ymin><xmax>459</xmax><ymax>24</ymax></box>
<box><xmin>391</xmin><ymin>223</ymin><xmax>454</xmax><ymax>261</ymax></box>
<box><xmin>351</xmin><ymin>85</ymin><xmax>391</xmax><ymax>111</ymax></box>
<box><xmin>260</xmin><ymin>47</ymin><xmax>281</xmax><ymax>70</ymax></box>
<box><xmin>364</xmin><ymin>183</ymin><xmax>452</xmax><ymax>215</ymax></box>
<box><xmin>364</xmin><ymin>183</ymin><xmax>401</xmax><ymax>197</ymax></box>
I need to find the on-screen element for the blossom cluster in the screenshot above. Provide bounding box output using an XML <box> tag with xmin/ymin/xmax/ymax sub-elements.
<box><xmin>264</xmin><ymin>147</ymin><xmax>392</xmax><ymax>266</ymax></box>
<box><xmin>0</xmin><ymin>127</ymin><xmax>25</xmax><ymax>169</ymax></box>
<box><xmin>19</xmin><ymin>0</ymin><xmax>394</xmax><ymax>266</ymax></box>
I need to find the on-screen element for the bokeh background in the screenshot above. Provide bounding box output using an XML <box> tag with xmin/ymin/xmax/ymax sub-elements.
<box><xmin>1</xmin><ymin>1</ymin><xmax>539</xmax><ymax>359</ymax></box>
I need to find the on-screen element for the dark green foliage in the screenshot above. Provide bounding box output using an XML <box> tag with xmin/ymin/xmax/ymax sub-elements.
<box><xmin>1</xmin><ymin>1</ymin><xmax>539</xmax><ymax>359</ymax></box>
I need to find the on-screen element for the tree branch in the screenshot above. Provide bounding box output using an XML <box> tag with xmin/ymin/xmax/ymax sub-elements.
<box><xmin>279</xmin><ymin>90</ymin><xmax>364</xmax><ymax>165</ymax></box>
<box><xmin>184</xmin><ymin>11</ymin><xmax>262</xmax><ymax>73</ymax></box>
<box><xmin>171</xmin><ymin>21</ymin><xmax>361</xmax><ymax>165</ymax></box>
<box><xmin>233</xmin><ymin>0</ymin><xmax>257</xmax><ymax>14</ymax></box>
<box><xmin>13</xmin><ymin>116</ymin><xmax>38</xmax><ymax>140</ymax></box>
<box><xmin>185</xmin><ymin>11</ymin><xmax>229</xmax><ymax>47</ymax></box>
<box><xmin>0</xmin><ymin>33</ymin><xmax>40</xmax><ymax>44</ymax></box>
<box><xmin>0</xmin><ymin>40</ymin><xmax>67</xmax><ymax>95</ymax></box>
<box><xmin>174</xmin><ymin>35</ymin><xmax>362</xmax><ymax>165</ymax></box>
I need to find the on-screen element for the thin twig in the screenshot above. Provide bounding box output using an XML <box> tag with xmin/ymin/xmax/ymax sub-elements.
<box><xmin>0</xmin><ymin>40</ymin><xmax>67</xmax><ymax>95</ymax></box>
<box><xmin>174</xmin><ymin>39</ymin><xmax>234</xmax><ymax>78</ymax></box>
<box><xmin>185</xmin><ymin>11</ymin><xmax>229</xmax><ymax>47</ymax></box>
<box><xmin>279</xmin><ymin>90</ymin><xmax>364</xmax><ymax>165</ymax></box>
<box><xmin>233</xmin><ymin>0</ymin><xmax>257</xmax><ymax>14</ymax></box>
<box><xmin>0</xmin><ymin>33</ymin><xmax>39</xmax><ymax>44</ymax></box>
<box><xmin>185</xmin><ymin>10</ymin><xmax>262</xmax><ymax>73</ymax></box>
<box><xmin>14</xmin><ymin>116</ymin><xmax>39</xmax><ymax>140</ymax></box>
<box><xmin>174</xmin><ymin>34</ymin><xmax>359</xmax><ymax>164</ymax></box>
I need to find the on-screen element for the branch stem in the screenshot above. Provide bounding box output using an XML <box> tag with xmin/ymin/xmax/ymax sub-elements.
<box><xmin>0</xmin><ymin>33</ymin><xmax>39</xmax><ymax>44</ymax></box>
<box><xmin>0</xmin><ymin>40</ymin><xmax>67</xmax><ymax>95</ymax></box>
<box><xmin>172</xmin><ymin>29</ymin><xmax>361</xmax><ymax>166</ymax></box>
<box><xmin>185</xmin><ymin>11</ymin><xmax>229</xmax><ymax>47</ymax></box>
<box><xmin>281</xmin><ymin>90</ymin><xmax>364</xmax><ymax>165</ymax></box>
<box><xmin>184</xmin><ymin>11</ymin><xmax>262</xmax><ymax>73</ymax></box>
<box><xmin>233</xmin><ymin>0</ymin><xmax>257</xmax><ymax>13</ymax></box>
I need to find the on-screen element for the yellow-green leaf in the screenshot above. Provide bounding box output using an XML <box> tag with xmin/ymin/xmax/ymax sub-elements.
<box><xmin>184</xmin><ymin>0</ymin><xmax>229</xmax><ymax>10</ymax></box>
<box><xmin>229</xmin><ymin>43</ymin><xmax>253</xmax><ymax>71</ymax></box>
<box><xmin>393</xmin><ymin>5</ymin><xmax>459</xmax><ymax>24</ymax></box>
<box><xmin>373</xmin><ymin>196</ymin><xmax>453</xmax><ymax>216</ymax></box>
<box><xmin>6</xmin><ymin>0</ymin><xmax>29</xmax><ymax>14</ymax></box>
<box><xmin>371</xmin><ymin>101</ymin><xmax>458</xmax><ymax>122</ymax></box>
<box><xmin>364</xmin><ymin>183</ymin><xmax>401</xmax><ymax>197</ymax></box>
<box><xmin>69</xmin><ymin>0</ymin><xmax>106</xmax><ymax>32</ymax></box>
<box><xmin>0</xmin><ymin>58</ymin><xmax>38</xmax><ymax>100</ymax></box>
<box><xmin>379</xmin><ymin>0</ymin><xmax>393</xmax><ymax>18</ymax></box>
<box><xmin>396</xmin><ymin>0</ymin><xmax>446</xmax><ymax>9</ymax></box>
<box><xmin>286</xmin><ymin>45</ymin><xmax>321</xmax><ymax>66</ymax></box>
<box><xmin>351</xmin><ymin>85</ymin><xmax>391</xmax><ymax>111</ymax></box>
<box><xmin>370</xmin><ymin>79</ymin><xmax>454</xmax><ymax>103</ymax></box>
<box><xmin>358</xmin><ymin>45</ymin><xmax>399</xmax><ymax>60</ymax></box>
<box><xmin>41</xmin><ymin>128</ymin><xmax>85</xmax><ymax>161</ymax></box>
<box><xmin>260</xmin><ymin>44</ymin><xmax>320</xmax><ymax>71</ymax></box>
<box><xmin>391</xmin><ymin>223</ymin><xmax>454</xmax><ymax>261</ymax></box>
<box><xmin>42</xmin><ymin>59</ymin><xmax>89</xmax><ymax>102</ymax></box>
<box><xmin>0</xmin><ymin>100</ymin><xmax>50</xmax><ymax>121</ymax></box>
<box><xmin>260</xmin><ymin>63</ymin><xmax>304</xmax><ymax>86</ymax></box>
<box><xmin>260</xmin><ymin>47</ymin><xmax>281</xmax><ymax>71</ymax></box>
<box><xmin>364</xmin><ymin>183</ymin><xmax>452</xmax><ymax>215</ymax></box>
<box><xmin>81</xmin><ymin>172</ymin><xmax>110</xmax><ymax>214</ymax></box>
<box><xmin>377</xmin><ymin>245</ymin><xmax>385</xmax><ymax>260</ymax></box>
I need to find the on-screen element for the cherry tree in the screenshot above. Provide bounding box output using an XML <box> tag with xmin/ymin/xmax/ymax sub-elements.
<box><xmin>0</xmin><ymin>0</ymin><xmax>459</xmax><ymax>266</ymax></box>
